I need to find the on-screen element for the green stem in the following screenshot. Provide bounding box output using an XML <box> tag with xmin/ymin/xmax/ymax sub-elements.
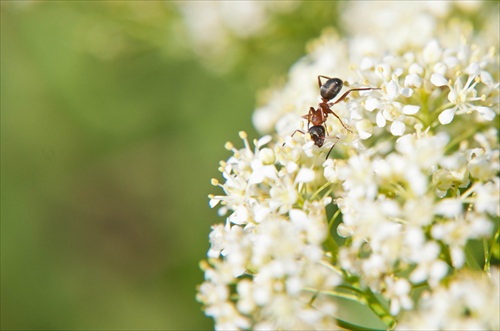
<box><xmin>483</xmin><ymin>238</ymin><xmax>490</xmax><ymax>272</ymax></box>
<box><xmin>304</xmin><ymin>287</ymin><xmax>362</xmax><ymax>303</ymax></box>
<box><xmin>310</xmin><ymin>181</ymin><xmax>332</xmax><ymax>201</ymax></box>
<box><xmin>324</xmin><ymin>209</ymin><xmax>341</xmax><ymax>262</ymax></box>
<box><xmin>329</xmin><ymin>209</ymin><xmax>341</xmax><ymax>231</ymax></box>
<box><xmin>308</xmin><ymin>290</ymin><xmax>319</xmax><ymax>306</ymax></box>
<box><xmin>362</xmin><ymin>288</ymin><xmax>397</xmax><ymax>329</ymax></box>
<box><xmin>465</xmin><ymin>243</ymin><xmax>481</xmax><ymax>270</ymax></box>
<box><xmin>324</xmin><ymin>235</ymin><xmax>338</xmax><ymax>262</ymax></box>
<box><xmin>336</xmin><ymin>284</ymin><xmax>365</xmax><ymax>295</ymax></box>
<box><xmin>485</xmin><ymin>226</ymin><xmax>500</xmax><ymax>272</ymax></box>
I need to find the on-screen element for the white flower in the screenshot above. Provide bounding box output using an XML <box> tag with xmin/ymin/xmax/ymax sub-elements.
<box><xmin>434</xmin><ymin>62</ymin><xmax>497</xmax><ymax>125</ymax></box>
<box><xmin>408</xmin><ymin>241</ymin><xmax>448</xmax><ymax>286</ymax></box>
<box><xmin>384</xmin><ymin>276</ymin><xmax>413</xmax><ymax>315</ymax></box>
<box><xmin>472</xmin><ymin>178</ymin><xmax>500</xmax><ymax>216</ymax></box>
<box><xmin>467</xmin><ymin>147</ymin><xmax>499</xmax><ymax>182</ymax></box>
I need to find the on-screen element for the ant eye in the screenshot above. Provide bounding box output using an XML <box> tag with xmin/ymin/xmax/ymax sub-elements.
<box><xmin>320</xmin><ymin>78</ymin><xmax>343</xmax><ymax>100</ymax></box>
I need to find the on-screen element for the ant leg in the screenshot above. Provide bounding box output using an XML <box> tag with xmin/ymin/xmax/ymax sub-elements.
<box><xmin>325</xmin><ymin>137</ymin><xmax>339</xmax><ymax>159</ymax></box>
<box><xmin>303</xmin><ymin>106</ymin><xmax>316</xmax><ymax>128</ymax></box>
<box><xmin>327</xmin><ymin>109</ymin><xmax>353</xmax><ymax>133</ymax></box>
<box><xmin>317</xmin><ymin>75</ymin><xmax>333</xmax><ymax>88</ymax></box>
<box><xmin>330</xmin><ymin>87</ymin><xmax>381</xmax><ymax>106</ymax></box>
<box><xmin>301</xmin><ymin>114</ymin><xmax>311</xmax><ymax>129</ymax></box>
<box><xmin>282</xmin><ymin>130</ymin><xmax>305</xmax><ymax>147</ymax></box>
<box><xmin>291</xmin><ymin>129</ymin><xmax>305</xmax><ymax>137</ymax></box>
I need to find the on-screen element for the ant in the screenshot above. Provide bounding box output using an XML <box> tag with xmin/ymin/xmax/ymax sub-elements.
<box><xmin>287</xmin><ymin>75</ymin><xmax>380</xmax><ymax>158</ymax></box>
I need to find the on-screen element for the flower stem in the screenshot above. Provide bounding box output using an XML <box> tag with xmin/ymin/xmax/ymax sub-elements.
<box><xmin>310</xmin><ymin>181</ymin><xmax>332</xmax><ymax>201</ymax></box>
<box><xmin>485</xmin><ymin>226</ymin><xmax>500</xmax><ymax>272</ymax></box>
<box><xmin>304</xmin><ymin>287</ymin><xmax>361</xmax><ymax>303</ymax></box>
<box><xmin>324</xmin><ymin>209</ymin><xmax>341</xmax><ymax>262</ymax></box>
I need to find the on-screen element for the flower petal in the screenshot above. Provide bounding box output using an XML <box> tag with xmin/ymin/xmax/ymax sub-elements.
<box><xmin>430</xmin><ymin>73</ymin><xmax>448</xmax><ymax>87</ymax></box>
<box><xmin>365</xmin><ymin>97</ymin><xmax>380</xmax><ymax>111</ymax></box>
<box><xmin>402</xmin><ymin>105</ymin><xmax>420</xmax><ymax>115</ymax></box>
<box><xmin>423</xmin><ymin>39</ymin><xmax>442</xmax><ymax>63</ymax></box>
<box><xmin>438</xmin><ymin>107</ymin><xmax>456</xmax><ymax>125</ymax></box>
<box><xmin>295</xmin><ymin>168</ymin><xmax>315</xmax><ymax>183</ymax></box>
<box><xmin>476</xmin><ymin>106</ymin><xmax>495</xmax><ymax>121</ymax></box>
<box><xmin>386</xmin><ymin>80</ymin><xmax>399</xmax><ymax>99</ymax></box>
<box><xmin>356</xmin><ymin>119</ymin><xmax>373</xmax><ymax>139</ymax></box>
<box><xmin>401</xmin><ymin>87</ymin><xmax>414</xmax><ymax>97</ymax></box>
<box><xmin>376</xmin><ymin>111</ymin><xmax>386</xmax><ymax>127</ymax></box>
<box><xmin>447</xmin><ymin>89</ymin><xmax>458</xmax><ymax>103</ymax></box>
<box><xmin>390</xmin><ymin>120</ymin><xmax>406</xmax><ymax>136</ymax></box>
<box><xmin>435</xmin><ymin>198</ymin><xmax>463</xmax><ymax>217</ymax></box>
<box><xmin>466</xmin><ymin>62</ymin><xmax>480</xmax><ymax>76</ymax></box>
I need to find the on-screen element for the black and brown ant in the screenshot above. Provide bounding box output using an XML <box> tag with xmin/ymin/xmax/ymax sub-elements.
<box><xmin>287</xmin><ymin>75</ymin><xmax>380</xmax><ymax>158</ymax></box>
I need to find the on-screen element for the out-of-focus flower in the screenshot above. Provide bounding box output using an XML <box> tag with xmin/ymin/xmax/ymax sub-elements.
<box><xmin>397</xmin><ymin>268</ymin><xmax>500</xmax><ymax>330</ymax></box>
<box><xmin>176</xmin><ymin>1</ymin><xmax>299</xmax><ymax>72</ymax></box>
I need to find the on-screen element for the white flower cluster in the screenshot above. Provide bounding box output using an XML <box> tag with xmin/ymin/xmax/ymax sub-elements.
<box><xmin>199</xmin><ymin>132</ymin><xmax>342</xmax><ymax>330</ymax></box>
<box><xmin>199</xmin><ymin>3</ymin><xmax>499</xmax><ymax>330</ymax></box>
<box><xmin>329</xmin><ymin>128</ymin><xmax>498</xmax><ymax>315</ymax></box>
<box><xmin>397</xmin><ymin>268</ymin><xmax>500</xmax><ymax>330</ymax></box>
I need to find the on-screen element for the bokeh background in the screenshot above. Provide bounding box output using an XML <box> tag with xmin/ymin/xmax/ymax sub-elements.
<box><xmin>1</xmin><ymin>2</ymin><xmax>341</xmax><ymax>329</ymax></box>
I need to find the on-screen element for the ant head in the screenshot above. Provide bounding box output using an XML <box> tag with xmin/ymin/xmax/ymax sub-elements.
<box><xmin>309</xmin><ymin>125</ymin><xmax>326</xmax><ymax>147</ymax></box>
<box><xmin>320</xmin><ymin>78</ymin><xmax>343</xmax><ymax>101</ymax></box>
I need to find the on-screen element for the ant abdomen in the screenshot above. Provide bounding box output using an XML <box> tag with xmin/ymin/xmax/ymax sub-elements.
<box><xmin>320</xmin><ymin>78</ymin><xmax>343</xmax><ymax>101</ymax></box>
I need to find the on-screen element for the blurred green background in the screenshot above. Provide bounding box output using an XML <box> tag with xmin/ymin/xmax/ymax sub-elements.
<box><xmin>1</xmin><ymin>2</ymin><xmax>340</xmax><ymax>329</ymax></box>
